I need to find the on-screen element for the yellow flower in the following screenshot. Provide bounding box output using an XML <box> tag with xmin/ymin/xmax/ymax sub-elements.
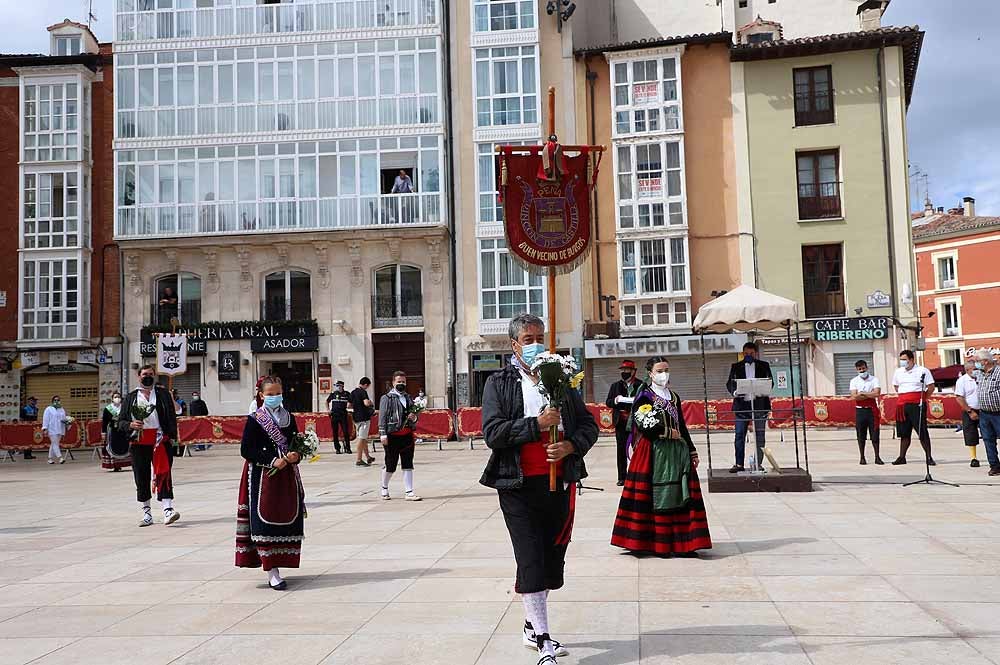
<box><xmin>637</xmin><ymin>404</ymin><xmax>653</xmax><ymax>414</ymax></box>
<box><xmin>569</xmin><ymin>371</ymin><xmax>585</xmax><ymax>389</ymax></box>
<box><xmin>307</xmin><ymin>454</ymin><xmax>321</xmax><ymax>464</ymax></box>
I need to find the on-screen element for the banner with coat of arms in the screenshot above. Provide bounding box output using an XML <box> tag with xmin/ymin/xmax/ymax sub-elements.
<box><xmin>156</xmin><ymin>334</ymin><xmax>188</xmax><ymax>377</ymax></box>
<box><xmin>496</xmin><ymin>142</ymin><xmax>601</xmax><ymax>274</ymax></box>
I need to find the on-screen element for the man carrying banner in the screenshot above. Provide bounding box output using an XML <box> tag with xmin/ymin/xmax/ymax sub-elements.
<box><xmin>116</xmin><ymin>365</ymin><xmax>181</xmax><ymax>526</ymax></box>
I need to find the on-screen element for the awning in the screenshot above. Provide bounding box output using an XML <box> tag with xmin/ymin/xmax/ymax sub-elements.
<box><xmin>930</xmin><ymin>364</ymin><xmax>963</xmax><ymax>383</ymax></box>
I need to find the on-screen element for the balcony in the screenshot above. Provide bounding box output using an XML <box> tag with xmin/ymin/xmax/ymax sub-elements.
<box><xmin>116</xmin><ymin>0</ymin><xmax>439</xmax><ymax>42</ymax></box>
<box><xmin>150</xmin><ymin>300</ymin><xmax>201</xmax><ymax>327</ymax></box>
<box><xmin>260</xmin><ymin>297</ymin><xmax>312</xmax><ymax>322</ymax></box>
<box><xmin>798</xmin><ymin>182</ymin><xmax>842</xmax><ymax>220</ymax></box>
<box><xmin>372</xmin><ymin>294</ymin><xmax>423</xmax><ymax>328</ymax></box>
<box><xmin>116</xmin><ymin>192</ymin><xmax>443</xmax><ymax>239</ymax></box>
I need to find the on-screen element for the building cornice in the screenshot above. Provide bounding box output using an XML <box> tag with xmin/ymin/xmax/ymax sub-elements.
<box><xmin>605</xmin><ymin>44</ymin><xmax>686</xmax><ymax>62</ymax></box>
<box><xmin>470</xmin><ymin>28</ymin><xmax>538</xmax><ymax>49</ymax></box>
<box><xmin>472</xmin><ymin>125</ymin><xmax>541</xmax><ymax>144</ymax></box>
<box><xmin>11</xmin><ymin>64</ymin><xmax>97</xmax><ymax>80</ymax></box>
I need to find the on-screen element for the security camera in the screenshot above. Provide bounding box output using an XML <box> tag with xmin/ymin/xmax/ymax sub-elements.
<box><xmin>561</xmin><ymin>1</ymin><xmax>577</xmax><ymax>19</ymax></box>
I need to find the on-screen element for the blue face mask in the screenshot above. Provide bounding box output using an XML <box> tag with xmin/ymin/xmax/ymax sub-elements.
<box><xmin>263</xmin><ymin>395</ymin><xmax>283</xmax><ymax>409</ymax></box>
<box><xmin>975</xmin><ymin>362</ymin><xmax>984</xmax><ymax>370</ymax></box>
<box><xmin>859</xmin><ymin>371</ymin><xmax>870</xmax><ymax>379</ymax></box>
<box><xmin>519</xmin><ymin>342</ymin><xmax>545</xmax><ymax>367</ymax></box>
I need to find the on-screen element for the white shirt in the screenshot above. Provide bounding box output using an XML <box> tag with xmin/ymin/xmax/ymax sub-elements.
<box><xmin>892</xmin><ymin>365</ymin><xmax>934</xmax><ymax>394</ymax></box>
<box><xmin>744</xmin><ymin>361</ymin><xmax>756</xmax><ymax>379</ymax></box>
<box><xmin>849</xmin><ymin>374</ymin><xmax>881</xmax><ymax>405</ymax></box>
<box><xmin>137</xmin><ymin>389</ymin><xmax>161</xmax><ymax>431</ymax></box>
<box><xmin>955</xmin><ymin>373</ymin><xmax>979</xmax><ymax>410</ymax></box>
<box><xmin>518</xmin><ymin>369</ymin><xmax>563</xmax><ymax>432</ymax></box>
<box><xmin>42</xmin><ymin>406</ymin><xmax>67</xmax><ymax>436</ymax></box>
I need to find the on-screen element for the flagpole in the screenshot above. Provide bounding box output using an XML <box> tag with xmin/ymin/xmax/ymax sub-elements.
<box><xmin>546</xmin><ymin>86</ymin><xmax>559</xmax><ymax>492</ymax></box>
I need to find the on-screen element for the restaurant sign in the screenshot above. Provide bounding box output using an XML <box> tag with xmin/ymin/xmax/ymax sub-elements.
<box><xmin>813</xmin><ymin>317</ymin><xmax>891</xmax><ymax>342</ymax></box>
<box><xmin>141</xmin><ymin>322</ymin><xmax>320</xmax><ymax>356</ymax></box>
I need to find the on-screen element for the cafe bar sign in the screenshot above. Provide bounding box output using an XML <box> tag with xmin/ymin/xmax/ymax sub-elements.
<box><xmin>140</xmin><ymin>322</ymin><xmax>320</xmax><ymax>356</ymax></box>
<box><xmin>813</xmin><ymin>317</ymin><xmax>891</xmax><ymax>341</ymax></box>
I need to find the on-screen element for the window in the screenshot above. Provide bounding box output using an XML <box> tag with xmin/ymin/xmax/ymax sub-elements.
<box><xmin>620</xmin><ymin>300</ymin><xmax>688</xmax><ymax>329</ymax></box>
<box><xmin>373</xmin><ymin>265</ymin><xmax>422</xmax><ymax>327</ymax></box>
<box><xmin>738</xmin><ymin>0</ymin><xmax>748</xmax><ymax>7</ymax></box>
<box><xmin>746</xmin><ymin>33</ymin><xmax>774</xmax><ymax>44</ymax></box>
<box><xmin>23</xmin><ymin>173</ymin><xmax>80</xmax><ymax>249</ymax></box>
<box><xmin>474</xmin><ymin>0</ymin><xmax>535</xmax><ymax>31</ymax></box>
<box><xmin>796</xmin><ymin>150</ymin><xmax>841</xmax><ymax>219</ymax></box>
<box><xmin>152</xmin><ymin>273</ymin><xmax>201</xmax><ymax>325</ymax></box>
<box><xmin>620</xmin><ymin>238</ymin><xmax>688</xmax><ymax>297</ymax></box>
<box><xmin>23</xmin><ymin>83</ymin><xmax>80</xmax><ymax>162</ymax></box>
<box><xmin>942</xmin><ymin>348</ymin><xmax>963</xmax><ymax>366</ymax></box>
<box><xmin>941</xmin><ymin>302</ymin><xmax>960</xmax><ymax>337</ymax></box>
<box><xmin>801</xmin><ymin>244</ymin><xmax>844</xmax><ymax>318</ymax></box>
<box><xmin>475</xmin><ymin>46</ymin><xmax>537</xmax><ymax>127</ymax></box>
<box><xmin>937</xmin><ymin>256</ymin><xmax>956</xmax><ymax>289</ymax></box>
<box><xmin>54</xmin><ymin>36</ymin><xmax>82</xmax><ymax>56</ymax></box>
<box><xmin>615</xmin><ymin>141</ymin><xmax>684</xmax><ymax>229</ymax></box>
<box><xmin>21</xmin><ymin>258</ymin><xmax>87</xmax><ymax>341</ymax></box>
<box><xmin>479</xmin><ymin>238</ymin><xmax>544</xmax><ymax>321</ymax></box>
<box><xmin>477</xmin><ymin>141</ymin><xmax>535</xmax><ymax>224</ymax></box>
<box><xmin>262</xmin><ymin>270</ymin><xmax>311</xmax><ymax>320</ymax></box>
<box><xmin>611</xmin><ymin>56</ymin><xmax>680</xmax><ymax>136</ymax></box>
<box><xmin>794</xmin><ymin>66</ymin><xmax>834</xmax><ymax>126</ymax></box>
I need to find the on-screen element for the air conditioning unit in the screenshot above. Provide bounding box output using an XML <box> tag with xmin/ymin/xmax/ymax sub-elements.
<box><xmin>942</xmin><ymin>279</ymin><xmax>956</xmax><ymax>289</ymax></box>
<box><xmin>945</xmin><ymin>327</ymin><xmax>959</xmax><ymax>337</ymax></box>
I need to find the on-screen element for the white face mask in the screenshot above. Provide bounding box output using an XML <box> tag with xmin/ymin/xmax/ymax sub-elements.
<box><xmin>651</xmin><ymin>371</ymin><xmax>669</xmax><ymax>387</ymax></box>
<box><xmin>899</xmin><ymin>359</ymin><xmax>910</xmax><ymax>368</ymax></box>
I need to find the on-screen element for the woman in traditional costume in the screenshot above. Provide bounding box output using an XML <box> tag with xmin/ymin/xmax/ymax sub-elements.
<box><xmin>100</xmin><ymin>392</ymin><xmax>132</xmax><ymax>471</ymax></box>
<box><xmin>611</xmin><ymin>356</ymin><xmax>712</xmax><ymax>557</ymax></box>
<box><xmin>235</xmin><ymin>376</ymin><xmax>305</xmax><ymax>590</ymax></box>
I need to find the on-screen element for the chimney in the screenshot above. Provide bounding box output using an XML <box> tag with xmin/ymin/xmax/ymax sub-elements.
<box><xmin>857</xmin><ymin>0</ymin><xmax>887</xmax><ymax>31</ymax></box>
<box><xmin>937</xmin><ymin>207</ymin><xmax>944</xmax><ymax>213</ymax></box>
<box><xmin>923</xmin><ymin>196</ymin><xmax>934</xmax><ymax>217</ymax></box>
<box><xmin>963</xmin><ymin>196</ymin><xmax>976</xmax><ymax>217</ymax></box>
<box><xmin>948</xmin><ymin>207</ymin><xmax>963</xmax><ymax>215</ymax></box>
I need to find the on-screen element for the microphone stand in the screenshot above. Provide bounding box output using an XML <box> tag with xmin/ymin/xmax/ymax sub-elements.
<box><xmin>904</xmin><ymin>371</ymin><xmax>957</xmax><ymax>488</ymax></box>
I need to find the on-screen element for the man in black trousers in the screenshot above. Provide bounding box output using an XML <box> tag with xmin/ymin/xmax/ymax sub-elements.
<box><xmin>725</xmin><ymin>342</ymin><xmax>773</xmax><ymax>473</ymax></box>
<box><xmin>605</xmin><ymin>359</ymin><xmax>640</xmax><ymax>486</ymax></box>
<box><xmin>326</xmin><ymin>380</ymin><xmax>352</xmax><ymax>454</ymax></box>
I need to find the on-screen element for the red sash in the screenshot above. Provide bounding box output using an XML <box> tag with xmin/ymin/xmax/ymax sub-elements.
<box><xmin>856</xmin><ymin>398</ymin><xmax>878</xmax><ymax>409</ymax></box>
<box><xmin>898</xmin><ymin>392</ymin><xmax>922</xmax><ymax>406</ymax></box>
<box><xmin>521</xmin><ymin>430</ymin><xmax>563</xmax><ymax>478</ymax></box>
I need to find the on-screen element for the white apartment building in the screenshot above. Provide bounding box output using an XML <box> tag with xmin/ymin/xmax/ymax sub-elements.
<box><xmin>112</xmin><ymin>0</ymin><xmax>452</xmax><ymax>413</ymax></box>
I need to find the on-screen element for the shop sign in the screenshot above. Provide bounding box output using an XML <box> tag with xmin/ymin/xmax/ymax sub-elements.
<box><xmin>140</xmin><ymin>337</ymin><xmax>206</xmax><ymax>357</ymax></box>
<box><xmin>48</xmin><ymin>351</ymin><xmax>69</xmax><ymax>366</ymax></box>
<box><xmin>140</xmin><ymin>322</ymin><xmax>319</xmax><ymax>357</ymax></box>
<box><xmin>76</xmin><ymin>349</ymin><xmax>97</xmax><ymax>364</ymax></box>
<box><xmin>966</xmin><ymin>346</ymin><xmax>1000</xmax><ymax>357</ymax></box>
<box><xmin>584</xmin><ymin>334</ymin><xmax>747</xmax><ymax>359</ymax></box>
<box><xmin>318</xmin><ymin>363</ymin><xmax>332</xmax><ymax>378</ymax></box>
<box><xmin>250</xmin><ymin>336</ymin><xmax>319</xmax><ymax>352</ymax></box>
<box><xmin>633</xmin><ymin>82</ymin><xmax>658</xmax><ymax>104</ymax></box>
<box><xmin>218</xmin><ymin>351</ymin><xmax>240</xmax><ymax>381</ymax></box>
<box><xmin>20</xmin><ymin>351</ymin><xmax>40</xmax><ymax>367</ymax></box>
<box><xmin>473</xmin><ymin>356</ymin><xmax>502</xmax><ymax>371</ymax></box>
<box><xmin>813</xmin><ymin>317</ymin><xmax>890</xmax><ymax>342</ymax></box>
<box><xmin>757</xmin><ymin>336</ymin><xmax>809</xmax><ymax>346</ymax></box>
<box><xmin>866</xmin><ymin>290</ymin><xmax>892</xmax><ymax>309</ymax></box>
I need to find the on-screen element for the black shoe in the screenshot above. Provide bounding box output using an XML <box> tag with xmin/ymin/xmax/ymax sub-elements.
<box><xmin>729</xmin><ymin>464</ymin><xmax>744</xmax><ymax>474</ymax></box>
<box><xmin>927</xmin><ymin>458</ymin><xmax>937</xmax><ymax>466</ymax></box>
<box><xmin>334</xmin><ymin>448</ymin><xmax>342</xmax><ymax>455</ymax></box>
<box><xmin>269</xmin><ymin>580</ymin><xmax>287</xmax><ymax>591</ymax></box>
<box><xmin>356</xmin><ymin>460</ymin><xmax>370</xmax><ymax>467</ymax></box>
<box><xmin>23</xmin><ymin>452</ymin><xmax>34</xmax><ymax>459</ymax></box>
<box><xmin>989</xmin><ymin>466</ymin><xmax>1000</xmax><ymax>477</ymax></box>
<box><xmin>874</xmin><ymin>458</ymin><xmax>885</xmax><ymax>465</ymax></box>
<box><xmin>616</xmin><ymin>480</ymin><xmax>624</xmax><ymax>487</ymax></box>
<box><xmin>971</xmin><ymin>459</ymin><xmax>981</xmax><ymax>468</ymax></box>
<box><xmin>891</xmin><ymin>457</ymin><xmax>907</xmax><ymax>465</ymax></box>
<box><xmin>344</xmin><ymin>446</ymin><xmax>352</xmax><ymax>454</ymax></box>
<box><xmin>860</xmin><ymin>458</ymin><xmax>867</xmax><ymax>465</ymax></box>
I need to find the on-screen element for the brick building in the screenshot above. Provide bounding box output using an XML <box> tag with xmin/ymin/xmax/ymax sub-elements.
<box><xmin>914</xmin><ymin>197</ymin><xmax>1000</xmax><ymax>370</ymax></box>
<box><xmin>0</xmin><ymin>21</ymin><xmax>120</xmax><ymax>423</ymax></box>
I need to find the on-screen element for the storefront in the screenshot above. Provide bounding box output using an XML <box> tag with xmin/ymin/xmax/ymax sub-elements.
<box><xmin>6</xmin><ymin>348</ymin><xmax>123</xmax><ymax>423</ymax></box>
<box><xmin>756</xmin><ymin>336</ymin><xmax>809</xmax><ymax>398</ymax></box>
<box><xmin>584</xmin><ymin>334</ymin><xmax>748</xmax><ymax>401</ymax></box>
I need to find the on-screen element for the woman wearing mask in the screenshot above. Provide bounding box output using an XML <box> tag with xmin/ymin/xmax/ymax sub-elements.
<box><xmin>611</xmin><ymin>356</ymin><xmax>712</xmax><ymax>557</ymax></box>
<box><xmin>100</xmin><ymin>392</ymin><xmax>132</xmax><ymax>471</ymax></box>
<box><xmin>41</xmin><ymin>396</ymin><xmax>69</xmax><ymax>465</ymax></box>
<box><xmin>235</xmin><ymin>376</ymin><xmax>305</xmax><ymax>591</ymax></box>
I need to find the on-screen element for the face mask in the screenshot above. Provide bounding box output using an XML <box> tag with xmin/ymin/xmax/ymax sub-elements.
<box><xmin>744</xmin><ymin>354</ymin><xmax>754</xmax><ymax>362</ymax></box>
<box><xmin>263</xmin><ymin>395</ymin><xmax>283</xmax><ymax>409</ymax></box>
<box><xmin>519</xmin><ymin>342</ymin><xmax>545</xmax><ymax>367</ymax></box>
<box><xmin>140</xmin><ymin>375</ymin><xmax>155</xmax><ymax>387</ymax></box>
<box><xmin>621</xmin><ymin>372</ymin><xmax>633</xmax><ymax>381</ymax></box>
<box><xmin>112</xmin><ymin>397</ymin><xmax>122</xmax><ymax>405</ymax></box>
<box><xmin>192</xmin><ymin>395</ymin><xmax>199</xmax><ymax>401</ymax></box>
<box><xmin>975</xmin><ymin>362</ymin><xmax>984</xmax><ymax>370</ymax></box>
<box><xmin>899</xmin><ymin>360</ymin><xmax>909</xmax><ymax>368</ymax></box>
<box><xmin>651</xmin><ymin>372</ymin><xmax>669</xmax><ymax>387</ymax></box>
<box><xmin>53</xmin><ymin>401</ymin><xmax>61</xmax><ymax>407</ymax></box>
<box><xmin>859</xmin><ymin>371</ymin><xmax>869</xmax><ymax>379</ymax></box>
<box><xmin>395</xmin><ymin>383</ymin><xmax>406</xmax><ymax>392</ymax></box>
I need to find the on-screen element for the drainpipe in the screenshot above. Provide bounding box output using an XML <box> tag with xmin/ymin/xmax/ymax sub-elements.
<box><xmin>586</xmin><ymin>61</ymin><xmax>603</xmax><ymax>321</ymax></box>
<box><xmin>443</xmin><ymin>0</ymin><xmax>459</xmax><ymax>410</ymax></box>
<box><xmin>96</xmin><ymin>242</ymin><xmax>119</xmax><ymax>352</ymax></box>
<box><xmin>876</xmin><ymin>45</ymin><xmax>900</xmax><ymax>324</ymax></box>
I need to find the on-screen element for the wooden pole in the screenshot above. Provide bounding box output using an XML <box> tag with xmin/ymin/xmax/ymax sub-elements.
<box><xmin>546</xmin><ymin>86</ymin><xmax>558</xmax><ymax>492</ymax></box>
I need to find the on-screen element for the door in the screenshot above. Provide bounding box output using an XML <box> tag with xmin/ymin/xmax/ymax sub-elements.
<box><xmin>470</xmin><ymin>352</ymin><xmax>512</xmax><ymax>407</ymax></box>
<box><xmin>373</xmin><ymin>332</ymin><xmax>425</xmax><ymax>400</ymax></box>
<box><xmin>26</xmin><ymin>372</ymin><xmax>100</xmax><ymax>422</ymax></box>
<box><xmin>266</xmin><ymin>360</ymin><xmax>314</xmax><ymax>413</ymax></box>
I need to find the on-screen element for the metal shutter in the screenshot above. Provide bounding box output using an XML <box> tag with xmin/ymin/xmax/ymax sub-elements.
<box><xmin>168</xmin><ymin>362</ymin><xmax>203</xmax><ymax>411</ymax></box>
<box><xmin>834</xmin><ymin>353</ymin><xmax>871</xmax><ymax>396</ymax></box>
<box><xmin>590</xmin><ymin>356</ymin><xmax>734</xmax><ymax>402</ymax></box>
<box><xmin>26</xmin><ymin>372</ymin><xmax>100</xmax><ymax>423</ymax></box>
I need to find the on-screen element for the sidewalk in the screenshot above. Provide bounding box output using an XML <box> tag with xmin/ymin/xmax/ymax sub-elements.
<box><xmin>0</xmin><ymin>428</ymin><xmax>997</xmax><ymax>665</ymax></box>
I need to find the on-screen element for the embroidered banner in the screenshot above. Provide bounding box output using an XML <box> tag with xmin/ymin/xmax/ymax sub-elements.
<box><xmin>497</xmin><ymin>145</ymin><xmax>594</xmax><ymax>274</ymax></box>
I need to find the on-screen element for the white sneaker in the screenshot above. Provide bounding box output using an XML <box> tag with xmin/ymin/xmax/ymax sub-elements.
<box><xmin>524</xmin><ymin>623</ymin><xmax>568</xmax><ymax>657</ymax></box>
<box><xmin>47</xmin><ymin>459</ymin><xmax>55</xmax><ymax>465</ymax></box>
<box><xmin>404</xmin><ymin>492</ymin><xmax>422</xmax><ymax>501</ymax></box>
<box><xmin>139</xmin><ymin>508</ymin><xmax>154</xmax><ymax>527</ymax></box>
<box><xmin>381</xmin><ymin>488</ymin><xmax>391</xmax><ymax>500</ymax></box>
<box><xmin>59</xmin><ymin>457</ymin><xmax>66</xmax><ymax>464</ymax></box>
<box><xmin>163</xmin><ymin>508</ymin><xmax>180</xmax><ymax>525</ymax></box>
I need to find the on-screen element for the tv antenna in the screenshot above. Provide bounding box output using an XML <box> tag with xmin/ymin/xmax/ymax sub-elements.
<box><xmin>86</xmin><ymin>0</ymin><xmax>98</xmax><ymax>28</ymax></box>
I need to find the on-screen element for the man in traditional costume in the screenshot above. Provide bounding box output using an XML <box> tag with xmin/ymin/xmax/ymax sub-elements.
<box><xmin>378</xmin><ymin>371</ymin><xmax>421</xmax><ymax>501</ymax></box>
<box><xmin>116</xmin><ymin>365</ymin><xmax>180</xmax><ymax>527</ymax></box>
<box><xmin>100</xmin><ymin>392</ymin><xmax>132</xmax><ymax>471</ymax></box>
<box><xmin>891</xmin><ymin>350</ymin><xmax>936</xmax><ymax>466</ymax></box>
<box><xmin>954</xmin><ymin>359</ymin><xmax>982</xmax><ymax>468</ymax></box>
<box><xmin>481</xmin><ymin>313</ymin><xmax>597</xmax><ymax>665</ymax></box>
<box><xmin>605</xmin><ymin>359</ymin><xmax>640</xmax><ymax>486</ymax></box>
<box><xmin>849</xmin><ymin>359</ymin><xmax>884</xmax><ymax>465</ymax></box>
<box><xmin>235</xmin><ymin>376</ymin><xmax>305</xmax><ymax>591</ymax></box>
<box><xmin>611</xmin><ymin>356</ymin><xmax>711</xmax><ymax>557</ymax></box>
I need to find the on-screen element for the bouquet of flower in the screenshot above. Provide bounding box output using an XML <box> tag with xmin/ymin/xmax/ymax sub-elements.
<box><xmin>129</xmin><ymin>403</ymin><xmax>156</xmax><ymax>440</ymax></box>
<box><xmin>62</xmin><ymin>415</ymin><xmax>75</xmax><ymax>426</ymax></box>
<box><xmin>269</xmin><ymin>430</ymin><xmax>321</xmax><ymax>476</ymax></box>
<box><xmin>530</xmin><ymin>353</ymin><xmax>584</xmax><ymax>491</ymax></box>
<box><xmin>633</xmin><ymin>403</ymin><xmax>662</xmax><ymax>430</ymax></box>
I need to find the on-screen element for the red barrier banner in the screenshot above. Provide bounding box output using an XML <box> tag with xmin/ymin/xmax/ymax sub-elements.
<box><xmin>414</xmin><ymin>409</ymin><xmax>454</xmax><ymax>439</ymax></box>
<box><xmin>586</xmin><ymin>404</ymin><xmax>616</xmax><ymax>434</ymax></box>
<box><xmin>880</xmin><ymin>394</ymin><xmax>961</xmax><ymax>426</ymax></box>
<box><xmin>0</xmin><ymin>422</ymin><xmax>82</xmax><ymax>450</ymax></box>
<box><xmin>457</xmin><ymin>407</ymin><xmax>483</xmax><ymax>439</ymax></box>
<box><xmin>86</xmin><ymin>420</ymin><xmax>104</xmax><ymax>446</ymax></box>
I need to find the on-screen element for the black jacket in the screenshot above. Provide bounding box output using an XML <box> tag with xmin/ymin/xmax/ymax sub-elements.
<box><xmin>350</xmin><ymin>387</ymin><xmax>373</xmax><ymax>422</ymax></box>
<box><xmin>726</xmin><ymin>359</ymin><xmax>773</xmax><ymax>413</ymax></box>
<box><xmin>115</xmin><ymin>386</ymin><xmax>179</xmax><ymax>441</ymax></box>
<box><xmin>327</xmin><ymin>390</ymin><xmax>351</xmax><ymax>417</ymax></box>
<box><xmin>240</xmin><ymin>412</ymin><xmax>299</xmax><ymax>467</ymax></box>
<box><xmin>605</xmin><ymin>378</ymin><xmax>641</xmax><ymax>430</ymax></box>
<box><xmin>189</xmin><ymin>399</ymin><xmax>209</xmax><ymax>417</ymax></box>
<box><xmin>480</xmin><ymin>364</ymin><xmax>598</xmax><ymax>490</ymax></box>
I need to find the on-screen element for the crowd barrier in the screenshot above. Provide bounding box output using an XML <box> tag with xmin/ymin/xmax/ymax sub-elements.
<box><xmin>1</xmin><ymin>396</ymin><xmax>963</xmax><ymax>455</ymax></box>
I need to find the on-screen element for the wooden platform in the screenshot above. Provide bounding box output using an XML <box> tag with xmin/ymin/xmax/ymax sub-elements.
<box><xmin>707</xmin><ymin>467</ymin><xmax>813</xmax><ymax>493</ymax></box>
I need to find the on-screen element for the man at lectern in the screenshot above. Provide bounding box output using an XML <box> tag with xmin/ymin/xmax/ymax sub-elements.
<box><xmin>725</xmin><ymin>342</ymin><xmax>773</xmax><ymax>473</ymax></box>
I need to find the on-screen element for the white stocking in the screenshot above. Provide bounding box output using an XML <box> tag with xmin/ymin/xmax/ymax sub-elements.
<box><xmin>268</xmin><ymin>568</ymin><xmax>282</xmax><ymax>584</ymax></box>
<box><xmin>403</xmin><ymin>469</ymin><xmax>414</xmax><ymax>493</ymax></box>
<box><xmin>381</xmin><ymin>469</ymin><xmax>393</xmax><ymax>494</ymax></box>
<box><xmin>522</xmin><ymin>591</ymin><xmax>554</xmax><ymax>656</ymax></box>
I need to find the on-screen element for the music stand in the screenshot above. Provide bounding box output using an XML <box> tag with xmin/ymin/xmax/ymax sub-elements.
<box><xmin>903</xmin><ymin>372</ymin><xmax>958</xmax><ymax>488</ymax></box>
<box><xmin>735</xmin><ymin>378</ymin><xmax>773</xmax><ymax>473</ymax></box>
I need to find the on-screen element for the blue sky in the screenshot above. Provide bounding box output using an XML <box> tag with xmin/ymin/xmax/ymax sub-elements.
<box><xmin>7</xmin><ymin>0</ymin><xmax>998</xmax><ymax>216</ymax></box>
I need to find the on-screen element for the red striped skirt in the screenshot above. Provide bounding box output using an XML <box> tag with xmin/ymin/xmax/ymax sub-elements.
<box><xmin>611</xmin><ymin>435</ymin><xmax>712</xmax><ymax>555</ymax></box>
